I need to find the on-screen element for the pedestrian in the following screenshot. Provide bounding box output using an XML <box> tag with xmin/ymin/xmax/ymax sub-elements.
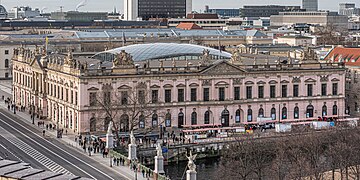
<box><xmin>133</xmin><ymin>164</ymin><xmax>136</xmax><ymax>171</ymax></box>
<box><xmin>42</xmin><ymin>130</ymin><xmax>45</xmax><ymax>136</ymax></box>
<box><xmin>142</xmin><ymin>169</ymin><xmax>145</xmax><ymax>177</ymax></box>
<box><xmin>65</xmin><ymin>129</ymin><xmax>67</xmax><ymax>135</ymax></box>
<box><xmin>102</xmin><ymin>149</ymin><xmax>105</xmax><ymax>158</ymax></box>
<box><xmin>88</xmin><ymin>146</ymin><xmax>92</xmax><ymax>156</ymax></box>
<box><xmin>75</xmin><ymin>136</ymin><xmax>77</xmax><ymax>143</ymax></box>
<box><xmin>116</xmin><ymin>158</ymin><xmax>120</xmax><ymax>166</ymax></box>
<box><xmin>147</xmin><ymin>169</ymin><xmax>151</xmax><ymax>178</ymax></box>
<box><xmin>83</xmin><ymin>144</ymin><xmax>86</xmax><ymax>152</ymax></box>
<box><xmin>46</xmin><ymin>124</ymin><xmax>48</xmax><ymax>130</ymax></box>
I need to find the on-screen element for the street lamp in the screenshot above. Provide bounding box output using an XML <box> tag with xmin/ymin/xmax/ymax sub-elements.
<box><xmin>32</xmin><ymin>101</ymin><xmax>35</xmax><ymax>124</ymax></box>
<box><xmin>13</xmin><ymin>99</ymin><xmax>16</xmax><ymax>114</ymax></box>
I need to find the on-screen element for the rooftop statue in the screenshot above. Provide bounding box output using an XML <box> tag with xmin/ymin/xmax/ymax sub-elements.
<box><xmin>186</xmin><ymin>151</ymin><xmax>197</xmax><ymax>171</ymax></box>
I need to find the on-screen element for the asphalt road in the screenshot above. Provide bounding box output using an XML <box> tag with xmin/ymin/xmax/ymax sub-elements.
<box><xmin>0</xmin><ymin>109</ymin><xmax>127</xmax><ymax>180</ymax></box>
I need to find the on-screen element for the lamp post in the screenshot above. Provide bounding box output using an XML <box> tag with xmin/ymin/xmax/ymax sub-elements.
<box><xmin>32</xmin><ymin>102</ymin><xmax>35</xmax><ymax>124</ymax></box>
<box><xmin>13</xmin><ymin>99</ymin><xmax>16</xmax><ymax>114</ymax></box>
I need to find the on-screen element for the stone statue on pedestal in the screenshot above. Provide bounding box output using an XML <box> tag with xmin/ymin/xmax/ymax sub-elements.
<box><xmin>156</xmin><ymin>142</ymin><xmax>163</xmax><ymax>157</ymax></box>
<box><xmin>200</xmin><ymin>49</ymin><xmax>211</xmax><ymax>66</ymax></box>
<box><xmin>130</xmin><ymin>130</ymin><xmax>136</xmax><ymax>145</ymax></box>
<box><xmin>186</xmin><ymin>151</ymin><xmax>197</xmax><ymax>171</ymax></box>
<box><xmin>230</xmin><ymin>49</ymin><xmax>242</xmax><ymax>65</ymax></box>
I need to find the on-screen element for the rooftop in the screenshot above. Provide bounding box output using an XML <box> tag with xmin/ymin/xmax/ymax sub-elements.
<box><xmin>324</xmin><ymin>47</ymin><xmax>360</xmax><ymax>66</ymax></box>
<box><xmin>93</xmin><ymin>43</ymin><xmax>232</xmax><ymax>62</ymax></box>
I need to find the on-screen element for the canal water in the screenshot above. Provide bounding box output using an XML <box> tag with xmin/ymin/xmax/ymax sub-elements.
<box><xmin>164</xmin><ymin>157</ymin><xmax>220</xmax><ymax>180</ymax></box>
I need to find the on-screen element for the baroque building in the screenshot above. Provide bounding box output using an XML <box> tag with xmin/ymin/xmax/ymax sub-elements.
<box><xmin>12</xmin><ymin>43</ymin><xmax>346</xmax><ymax>133</ymax></box>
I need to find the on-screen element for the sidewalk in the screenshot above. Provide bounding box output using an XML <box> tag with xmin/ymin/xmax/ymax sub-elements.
<box><xmin>0</xmin><ymin>97</ymin><xmax>151</xmax><ymax>180</ymax></box>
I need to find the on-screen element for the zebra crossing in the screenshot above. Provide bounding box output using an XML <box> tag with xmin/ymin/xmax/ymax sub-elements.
<box><xmin>0</xmin><ymin>126</ymin><xmax>72</xmax><ymax>175</ymax></box>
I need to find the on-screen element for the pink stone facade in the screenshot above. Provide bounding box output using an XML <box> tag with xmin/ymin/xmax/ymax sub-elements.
<box><xmin>12</xmin><ymin>48</ymin><xmax>347</xmax><ymax>134</ymax></box>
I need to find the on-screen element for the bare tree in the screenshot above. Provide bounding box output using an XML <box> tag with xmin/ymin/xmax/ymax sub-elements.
<box><xmin>92</xmin><ymin>82</ymin><xmax>165</xmax><ymax>146</ymax></box>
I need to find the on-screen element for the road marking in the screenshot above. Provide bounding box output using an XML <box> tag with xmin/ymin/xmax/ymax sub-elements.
<box><xmin>0</xmin><ymin>112</ymin><xmax>116</xmax><ymax>180</ymax></box>
<box><xmin>0</xmin><ymin>142</ymin><xmax>23</xmax><ymax>162</ymax></box>
<box><xmin>0</xmin><ymin>126</ymin><xmax>71</xmax><ymax>175</ymax></box>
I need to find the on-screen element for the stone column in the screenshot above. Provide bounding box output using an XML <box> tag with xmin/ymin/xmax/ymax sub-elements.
<box><xmin>186</xmin><ymin>170</ymin><xmax>197</xmax><ymax>180</ymax></box>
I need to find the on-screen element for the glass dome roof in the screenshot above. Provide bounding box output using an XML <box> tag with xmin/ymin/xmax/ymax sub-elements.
<box><xmin>93</xmin><ymin>43</ymin><xmax>232</xmax><ymax>62</ymax></box>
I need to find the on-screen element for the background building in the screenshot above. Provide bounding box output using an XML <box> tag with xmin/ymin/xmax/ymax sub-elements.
<box><xmin>50</xmin><ymin>11</ymin><xmax>108</xmax><ymax>21</ymax></box>
<box><xmin>8</xmin><ymin>6</ymin><xmax>40</xmax><ymax>19</ymax></box>
<box><xmin>270</xmin><ymin>11</ymin><xmax>348</xmax><ymax>29</ymax></box>
<box><xmin>302</xmin><ymin>0</ymin><xmax>318</xmax><ymax>11</ymax></box>
<box><xmin>124</xmin><ymin>0</ymin><xmax>192</xmax><ymax>21</ymax></box>
<box><xmin>339</xmin><ymin>3</ymin><xmax>360</xmax><ymax>16</ymax></box>
<box><xmin>0</xmin><ymin>5</ymin><xmax>7</xmax><ymax>19</ymax></box>
<box><xmin>205</xmin><ymin>5</ymin><xmax>240</xmax><ymax>17</ymax></box>
<box><xmin>240</xmin><ymin>5</ymin><xmax>302</xmax><ymax>18</ymax></box>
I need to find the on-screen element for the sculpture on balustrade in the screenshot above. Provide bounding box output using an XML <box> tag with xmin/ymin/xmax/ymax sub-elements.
<box><xmin>230</xmin><ymin>49</ymin><xmax>243</xmax><ymax>65</ymax></box>
<box><xmin>113</xmin><ymin>50</ymin><xmax>134</xmax><ymax>67</ymax></box>
<box><xmin>200</xmin><ymin>49</ymin><xmax>211</xmax><ymax>66</ymax></box>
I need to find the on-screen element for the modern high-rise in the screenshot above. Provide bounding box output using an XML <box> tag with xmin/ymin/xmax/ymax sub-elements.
<box><xmin>302</xmin><ymin>0</ymin><xmax>318</xmax><ymax>11</ymax></box>
<box><xmin>124</xmin><ymin>0</ymin><xmax>192</xmax><ymax>20</ymax></box>
<box><xmin>240</xmin><ymin>5</ymin><xmax>302</xmax><ymax>18</ymax></box>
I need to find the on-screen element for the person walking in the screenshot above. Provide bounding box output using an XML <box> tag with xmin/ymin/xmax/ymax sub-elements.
<box><xmin>142</xmin><ymin>169</ymin><xmax>145</xmax><ymax>178</ymax></box>
<box><xmin>42</xmin><ymin>130</ymin><xmax>45</xmax><ymax>136</ymax></box>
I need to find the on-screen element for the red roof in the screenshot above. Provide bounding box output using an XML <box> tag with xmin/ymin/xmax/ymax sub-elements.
<box><xmin>176</xmin><ymin>22</ymin><xmax>202</xmax><ymax>30</ymax></box>
<box><xmin>324</xmin><ymin>47</ymin><xmax>360</xmax><ymax>66</ymax></box>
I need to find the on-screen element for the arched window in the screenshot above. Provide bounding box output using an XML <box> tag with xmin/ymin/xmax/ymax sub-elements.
<box><xmin>165</xmin><ymin>112</ymin><xmax>171</xmax><ymax>127</ymax></box>
<box><xmin>90</xmin><ymin>117</ymin><xmax>96</xmax><ymax>132</ymax></box>
<box><xmin>120</xmin><ymin>114</ymin><xmax>129</xmax><ymax>132</ymax></box>
<box><xmin>306</xmin><ymin>105</ymin><xmax>314</xmax><ymax>118</ymax></box>
<box><xmin>258</xmin><ymin>108</ymin><xmax>264</xmax><ymax>118</ymax></box>
<box><xmin>139</xmin><ymin>114</ymin><xmax>145</xmax><ymax>129</ymax></box>
<box><xmin>191</xmin><ymin>112</ymin><xmax>197</xmax><ymax>125</ymax></box>
<box><xmin>322</xmin><ymin>105</ymin><xmax>327</xmax><ymax>116</ymax></box>
<box><xmin>152</xmin><ymin>113</ymin><xmax>158</xmax><ymax>127</ymax></box>
<box><xmin>271</xmin><ymin>107</ymin><xmax>276</xmax><ymax>120</ymax></box>
<box><xmin>204</xmin><ymin>111</ymin><xmax>210</xmax><ymax>124</ymax></box>
<box><xmin>104</xmin><ymin>117</ymin><xmax>111</xmax><ymax>131</ymax></box>
<box><xmin>333</xmin><ymin>105</ymin><xmax>338</xmax><ymax>115</ymax></box>
<box><xmin>294</xmin><ymin>106</ymin><xmax>299</xmax><ymax>119</ymax></box>
<box><xmin>235</xmin><ymin>109</ymin><xmax>241</xmax><ymax>123</ymax></box>
<box><xmin>221</xmin><ymin>109</ymin><xmax>230</xmax><ymax>127</ymax></box>
<box><xmin>282</xmin><ymin>107</ymin><xmax>287</xmax><ymax>120</ymax></box>
<box><xmin>4</xmin><ymin>59</ymin><xmax>9</xmax><ymax>68</ymax></box>
<box><xmin>247</xmin><ymin>109</ymin><xmax>252</xmax><ymax>122</ymax></box>
<box><xmin>178</xmin><ymin>111</ymin><xmax>184</xmax><ymax>128</ymax></box>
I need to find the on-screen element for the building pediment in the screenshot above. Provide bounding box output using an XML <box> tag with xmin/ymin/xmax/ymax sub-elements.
<box><xmin>269</xmin><ymin>80</ymin><xmax>278</xmax><ymax>84</ymax></box>
<box><xmin>118</xmin><ymin>85</ymin><xmax>132</xmax><ymax>89</ymax></box>
<box><xmin>189</xmin><ymin>83</ymin><xmax>199</xmax><ymax>87</ymax></box>
<box><xmin>150</xmin><ymin>84</ymin><xmax>161</xmax><ymax>89</ymax></box>
<box><xmin>163</xmin><ymin>84</ymin><xmax>174</xmax><ymax>88</ymax></box>
<box><xmin>331</xmin><ymin>78</ymin><xmax>340</xmax><ymax>82</ymax></box>
<box><xmin>215</xmin><ymin>81</ymin><xmax>230</xmax><ymax>86</ymax></box>
<box><xmin>200</xmin><ymin>61</ymin><xmax>246</xmax><ymax>75</ymax></box>
<box><xmin>176</xmin><ymin>83</ymin><xmax>186</xmax><ymax>87</ymax></box>
<box><xmin>87</xmin><ymin>87</ymin><xmax>99</xmax><ymax>91</ymax></box>
<box><xmin>305</xmin><ymin>78</ymin><xmax>316</xmax><ymax>83</ymax></box>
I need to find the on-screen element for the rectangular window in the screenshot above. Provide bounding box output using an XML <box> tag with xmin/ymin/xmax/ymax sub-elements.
<box><xmin>234</xmin><ymin>87</ymin><xmax>240</xmax><ymax>100</ymax></box>
<box><xmin>332</xmin><ymin>83</ymin><xmax>338</xmax><ymax>95</ymax></box>
<box><xmin>307</xmin><ymin>84</ymin><xmax>313</xmax><ymax>96</ymax></box>
<box><xmin>293</xmin><ymin>84</ymin><xmax>299</xmax><ymax>97</ymax></box>
<box><xmin>89</xmin><ymin>92</ymin><xmax>97</xmax><ymax>106</ymax></box>
<box><xmin>246</xmin><ymin>86</ymin><xmax>252</xmax><ymax>99</ymax></box>
<box><xmin>70</xmin><ymin>90</ymin><xmax>73</xmax><ymax>104</ymax></box>
<box><xmin>321</xmin><ymin>84</ymin><xmax>327</xmax><ymax>96</ymax></box>
<box><xmin>219</xmin><ymin>87</ymin><xmax>225</xmax><ymax>101</ymax></box>
<box><xmin>281</xmin><ymin>85</ymin><xmax>287</xmax><ymax>98</ymax></box>
<box><xmin>165</xmin><ymin>89</ymin><xmax>172</xmax><ymax>103</ymax></box>
<box><xmin>258</xmin><ymin>86</ymin><xmax>264</xmax><ymax>99</ymax></box>
<box><xmin>203</xmin><ymin>88</ymin><xmax>210</xmax><ymax>101</ymax></box>
<box><xmin>138</xmin><ymin>90</ymin><xmax>145</xmax><ymax>104</ymax></box>
<box><xmin>104</xmin><ymin>91</ymin><xmax>111</xmax><ymax>105</ymax></box>
<box><xmin>151</xmin><ymin>90</ymin><xmax>158</xmax><ymax>103</ymax></box>
<box><xmin>61</xmin><ymin>87</ymin><xmax>64</xmax><ymax>100</ymax></box>
<box><xmin>270</xmin><ymin>85</ymin><xmax>276</xmax><ymax>98</ymax></box>
<box><xmin>5</xmin><ymin>50</ymin><xmax>8</xmax><ymax>55</ymax></box>
<box><xmin>178</xmin><ymin>89</ymin><xmax>184</xmax><ymax>102</ymax></box>
<box><xmin>121</xmin><ymin>91</ymin><xmax>128</xmax><ymax>105</ymax></box>
<box><xmin>65</xmin><ymin>89</ymin><xmax>69</xmax><ymax>102</ymax></box>
<box><xmin>75</xmin><ymin>92</ymin><xmax>78</xmax><ymax>105</ymax></box>
<box><xmin>191</xmin><ymin>88</ymin><xmax>197</xmax><ymax>101</ymax></box>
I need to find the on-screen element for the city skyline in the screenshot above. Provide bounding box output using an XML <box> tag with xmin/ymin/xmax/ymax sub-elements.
<box><xmin>0</xmin><ymin>0</ymin><xmax>355</xmax><ymax>13</ymax></box>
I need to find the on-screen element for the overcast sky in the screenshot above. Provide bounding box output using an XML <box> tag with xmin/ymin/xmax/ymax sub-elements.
<box><xmin>0</xmin><ymin>0</ymin><xmax>356</xmax><ymax>13</ymax></box>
